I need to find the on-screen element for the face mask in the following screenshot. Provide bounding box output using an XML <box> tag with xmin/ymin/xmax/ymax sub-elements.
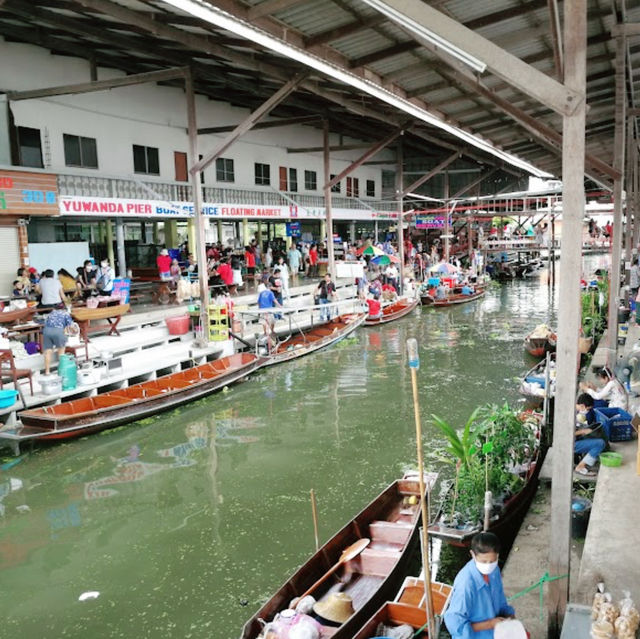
<box><xmin>474</xmin><ymin>560</ymin><xmax>498</xmax><ymax>576</ymax></box>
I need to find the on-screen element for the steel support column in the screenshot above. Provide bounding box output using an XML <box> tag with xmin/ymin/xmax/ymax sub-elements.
<box><xmin>115</xmin><ymin>217</ymin><xmax>126</xmax><ymax>277</ymax></box>
<box><xmin>185</xmin><ymin>70</ymin><xmax>211</xmax><ymax>326</ymax></box>
<box><xmin>397</xmin><ymin>139</ymin><xmax>405</xmax><ymax>294</ymax></box>
<box><xmin>607</xmin><ymin>35</ymin><xmax>628</xmax><ymax>365</ymax></box>
<box><xmin>624</xmin><ymin>116</ymin><xmax>635</xmax><ymax>293</ymax></box>
<box><xmin>323</xmin><ymin>120</ymin><xmax>336</xmax><ymax>278</ymax></box>
<box><xmin>548</xmin><ymin>2</ymin><xmax>586</xmax><ymax>635</ymax></box>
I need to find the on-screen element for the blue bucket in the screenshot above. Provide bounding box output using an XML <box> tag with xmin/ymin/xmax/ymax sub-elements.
<box><xmin>0</xmin><ymin>390</ymin><xmax>19</xmax><ymax>408</ymax></box>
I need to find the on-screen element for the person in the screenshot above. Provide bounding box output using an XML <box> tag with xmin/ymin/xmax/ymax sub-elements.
<box><xmin>15</xmin><ymin>267</ymin><xmax>31</xmax><ymax>294</ymax></box>
<box><xmin>170</xmin><ymin>258</ymin><xmax>182</xmax><ymax>282</ymax></box>
<box><xmin>257</xmin><ymin>284</ymin><xmax>281</xmax><ymax>350</ymax></box>
<box><xmin>96</xmin><ymin>259</ymin><xmax>115</xmax><ymax>295</ymax></box>
<box><xmin>76</xmin><ymin>260</ymin><xmax>96</xmax><ymax>298</ymax></box>
<box><xmin>461</xmin><ymin>283</ymin><xmax>473</xmax><ymax>296</ymax></box>
<box><xmin>574</xmin><ymin>393</ymin><xmax>607</xmax><ymax>477</ymax></box>
<box><xmin>157</xmin><ymin>248</ymin><xmax>172</xmax><ymax>280</ymax></box>
<box><xmin>580</xmin><ymin>366</ymin><xmax>628</xmax><ymax>410</ymax></box>
<box><xmin>365</xmin><ymin>293</ymin><xmax>382</xmax><ymax>319</ymax></box>
<box><xmin>436</xmin><ymin>282</ymin><xmax>448</xmax><ymax>300</ymax></box>
<box><xmin>381</xmin><ymin>281</ymin><xmax>397</xmax><ymax>302</ymax></box>
<box><xmin>217</xmin><ymin>258</ymin><xmax>233</xmax><ymax>291</ymax></box>
<box><xmin>276</xmin><ymin>256</ymin><xmax>290</xmax><ymax>299</ymax></box>
<box><xmin>308</xmin><ymin>244</ymin><xmax>318</xmax><ymax>278</ymax></box>
<box><xmin>244</xmin><ymin>245</ymin><xmax>256</xmax><ymax>283</ymax></box>
<box><xmin>264</xmin><ymin>245</ymin><xmax>273</xmax><ymax>272</ymax></box>
<box><xmin>287</xmin><ymin>244</ymin><xmax>302</xmax><ymax>285</ymax></box>
<box><xmin>12</xmin><ymin>280</ymin><xmax>25</xmax><ymax>297</ymax></box>
<box><xmin>57</xmin><ymin>269</ymin><xmax>78</xmax><ymax>298</ymax></box>
<box><xmin>42</xmin><ymin>307</ymin><xmax>75</xmax><ymax>375</ymax></box>
<box><xmin>630</xmin><ymin>257</ymin><xmax>640</xmax><ymax>302</ymax></box>
<box><xmin>316</xmin><ymin>272</ymin><xmax>336</xmax><ymax>321</ymax></box>
<box><xmin>37</xmin><ymin>269</ymin><xmax>66</xmax><ymax>308</ymax></box>
<box><xmin>385</xmin><ymin>263</ymin><xmax>399</xmax><ymax>290</ymax></box>
<box><xmin>444</xmin><ymin>532</ymin><xmax>518</xmax><ymax>639</ymax></box>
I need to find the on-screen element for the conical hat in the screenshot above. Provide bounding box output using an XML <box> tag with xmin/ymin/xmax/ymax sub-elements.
<box><xmin>313</xmin><ymin>593</ymin><xmax>355</xmax><ymax>624</ymax></box>
<box><xmin>494</xmin><ymin>619</ymin><xmax>527</xmax><ymax>639</ymax></box>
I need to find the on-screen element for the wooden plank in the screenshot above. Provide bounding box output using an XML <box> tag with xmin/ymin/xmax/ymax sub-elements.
<box><xmin>0</xmin><ymin>170</ymin><xmax>59</xmax><ymax>217</ymax></box>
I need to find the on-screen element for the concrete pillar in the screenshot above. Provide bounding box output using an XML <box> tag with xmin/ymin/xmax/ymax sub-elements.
<box><xmin>187</xmin><ymin>218</ymin><xmax>197</xmax><ymax>256</ymax></box>
<box><xmin>115</xmin><ymin>217</ymin><xmax>126</xmax><ymax>277</ymax></box>
<box><xmin>153</xmin><ymin>222</ymin><xmax>160</xmax><ymax>244</ymax></box>
<box><xmin>320</xmin><ymin>220</ymin><xmax>326</xmax><ymax>244</ymax></box>
<box><xmin>285</xmin><ymin>232</ymin><xmax>292</xmax><ymax>250</ymax></box>
<box><xmin>242</xmin><ymin>218</ymin><xmax>250</xmax><ymax>247</ymax></box>
<box><xmin>216</xmin><ymin>220</ymin><xmax>223</xmax><ymax>244</ymax></box>
<box><xmin>349</xmin><ymin>220</ymin><xmax>356</xmax><ymax>243</ymax></box>
<box><xmin>374</xmin><ymin>220</ymin><xmax>379</xmax><ymax>242</ymax></box>
<box><xmin>105</xmin><ymin>220</ymin><xmax>115</xmax><ymax>269</ymax></box>
<box><xmin>17</xmin><ymin>221</ymin><xmax>29</xmax><ymax>268</ymax></box>
<box><xmin>257</xmin><ymin>221</ymin><xmax>263</xmax><ymax>246</ymax></box>
<box><xmin>166</xmin><ymin>220</ymin><xmax>178</xmax><ymax>248</ymax></box>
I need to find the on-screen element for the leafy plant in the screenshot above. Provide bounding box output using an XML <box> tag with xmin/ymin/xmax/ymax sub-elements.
<box><xmin>431</xmin><ymin>406</ymin><xmax>483</xmax><ymax>470</ymax></box>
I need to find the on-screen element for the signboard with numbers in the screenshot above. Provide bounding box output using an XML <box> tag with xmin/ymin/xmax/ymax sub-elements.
<box><xmin>0</xmin><ymin>170</ymin><xmax>59</xmax><ymax>216</ymax></box>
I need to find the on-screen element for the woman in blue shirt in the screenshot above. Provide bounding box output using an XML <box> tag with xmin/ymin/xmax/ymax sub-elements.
<box><xmin>444</xmin><ymin>532</ymin><xmax>519</xmax><ymax>639</ymax></box>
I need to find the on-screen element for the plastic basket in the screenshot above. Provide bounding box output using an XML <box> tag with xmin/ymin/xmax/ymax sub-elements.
<box><xmin>166</xmin><ymin>315</ymin><xmax>190</xmax><ymax>336</ymax></box>
<box><xmin>594</xmin><ymin>407</ymin><xmax>633</xmax><ymax>442</ymax></box>
<box><xmin>0</xmin><ymin>389</ymin><xmax>18</xmax><ymax>408</ymax></box>
<box><xmin>600</xmin><ymin>452</ymin><xmax>622</xmax><ymax>467</ymax></box>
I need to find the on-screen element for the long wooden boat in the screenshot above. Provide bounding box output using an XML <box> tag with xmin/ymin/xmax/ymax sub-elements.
<box><xmin>352</xmin><ymin>578</ymin><xmax>452</xmax><ymax>639</ymax></box>
<box><xmin>519</xmin><ymin>355</ymin><xmax>555</xmax><ymax>404</ymax></box>
<box><xmin>420</xmin><ymin>288</ymin><xmax>485</xmax><ymax>307</ymax></box>
<box><xmin>71</xmin><ymin>303</ymin><xmax>130</xmax><ymax>322</ymax></box>
<box><xmin>14</xmin><ymin>353</ymin><xmax>264</xmax><ymax>442</ymax></box>
<box><xmin>364</xmin><ymin>297</ymin><xmax>418</xmax><ymax>326</ymax></box>
<box><xmin>264</xmin><ymin>312</ymin><xmax>366</xmax><ymax>365</ymax></box>
<box><xmin>523</xmin><ymin>326</ymin><xmax>556</xmax><ymax>358</ymax></box>
<box><xmin>0</xmin><ymin>307</ymin><xmax>36</xmax><ymax>324</ymax></box>
<box><xmin>428</xmin><ymin>413</ymin><xmax>543</xmax><ymax>548</ymax></box>
<box><xmin>240</xmin><ymin>476</ymin><xmax>434</xmax><ymax>639</ymax></box>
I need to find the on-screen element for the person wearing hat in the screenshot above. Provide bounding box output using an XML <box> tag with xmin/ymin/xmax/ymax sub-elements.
<box><xmin>157</xmin><ymin>248</ymin><xmax>172</xmax><ymax>281</ymax></box>
<box><xmin>444</xmin><ymin>532</ymin><xmax>525</xmax><ymax>639</ymax></box>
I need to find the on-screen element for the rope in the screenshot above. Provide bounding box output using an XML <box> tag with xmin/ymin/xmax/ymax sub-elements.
<box><xmin>507</xmin><ymin>571</ymin><xmax>569</xmax><ymax>620</ymax></box>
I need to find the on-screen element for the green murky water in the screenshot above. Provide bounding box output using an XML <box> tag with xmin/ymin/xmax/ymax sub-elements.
<box><xmin>0</xmin><ymin>262</ymin><xmax>606</xmax><ymax>638</ymax></box>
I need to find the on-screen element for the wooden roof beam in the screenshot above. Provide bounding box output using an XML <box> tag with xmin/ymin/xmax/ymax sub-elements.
<box><xmin>306</xmin><ymin>15</ymin><xmax>386</xmax><ymax>48</ymax></box>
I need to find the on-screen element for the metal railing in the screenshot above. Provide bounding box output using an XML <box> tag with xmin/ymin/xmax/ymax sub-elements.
<box><xmin>57</xmin><ymin>173</ymin><xmax>398</xmax><ymax>212</ymax></box>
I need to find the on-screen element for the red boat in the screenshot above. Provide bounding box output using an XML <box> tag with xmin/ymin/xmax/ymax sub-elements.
<box><xmin>240</xmin><ymin>476</ymin><xmax>434</xmax><ymax>639</ymax></box>
<box><xmin>523</xmin><ymin>326</ymin><xmax>556</xmax><ymax>358</ymax></box>
<box><xmin>420</xmin><ymin>288</ymin><xmax>485</xmax><ymax>307</ymax></box>
<box><xmin>10</xmin><ymin>353</ymin><xmax>264</xmax><ymax>445</ymax></box>
<box><xmin>364</xmin><ymin>297</ymin><xmax>418</xmax><ymax>326</ymax></box>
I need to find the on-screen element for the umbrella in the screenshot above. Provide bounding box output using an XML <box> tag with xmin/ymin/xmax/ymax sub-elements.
<box><xmin>389</xmin><ymin>255</ymin><xmax>401</xmax><ymax>264</ymax></box>
<box><xmin>429</xmin><ymin>262</ymin><xmax>459</xmax><ymax>274</ymax></box>
<box><xmin>371</xmin><ymin>255</ymin><xmax>391</xmax><ymax>266</ymax></box>
<box><xmin>363</xmin><ymin>245</ymin><xmax>384</xmax><ymax>256</ymax></box>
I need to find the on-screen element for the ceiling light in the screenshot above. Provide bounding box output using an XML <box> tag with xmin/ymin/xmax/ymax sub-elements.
<box><xmin>161</xmin><ymin>0</ymin><xmax>552</xmax><ymax>178</ymax></box>
<box><xmin>360</xmin><ymin>0</ymin><xmax>486</xmax><ymax>73</ymax></box>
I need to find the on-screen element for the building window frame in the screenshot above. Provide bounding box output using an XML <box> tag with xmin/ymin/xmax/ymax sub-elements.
<box><xmin>216</xmin><ymin>157</ymin><xmax>235</xmax><ymax>183</ymax></box>
<box><xmin>64</xmin><ymin>133</ymin><xmax>98</xmax><ymax>169</ymax></box>
<box><xmin>133</xmin><ymin>144</ymin><xmax>160</xmax><ymax>175</ymax></box>
<box><xmin>304</xmin><ymin>169</ymin><xmax>317</xmax><ymax>191</ymax></box>
<box><xmin>255</xmin><ymin>162</ymin><xmax>271</xmax><ymax>186</ymax></box>
<box><xmin>366</xmin><ymin>179</ymin><xmax>375</xmax><ymax>198</ymax></box>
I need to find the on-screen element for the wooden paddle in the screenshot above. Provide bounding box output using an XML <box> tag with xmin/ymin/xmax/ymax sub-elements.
<box><xmin>298</xmin><ymin>538</ymin><xmax>370</xmax><ymax>600</ymax></box>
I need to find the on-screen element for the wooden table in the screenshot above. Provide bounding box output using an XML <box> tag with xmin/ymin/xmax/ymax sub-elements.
<box><xmin>71</xmin><ymin>303</ymin><xmax>130</xmax><ymax>344</ymax></box>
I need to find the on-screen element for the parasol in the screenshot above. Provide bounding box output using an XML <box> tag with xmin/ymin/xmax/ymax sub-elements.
<box><xmin>429</xmin><ymin>262</ymin><xmax>459</xmax><ymax>274</ymax></box>
<box><xmin>362</xmin><ymin>245</ymin><xmax>384</xmax><ymax>256</ymax></box>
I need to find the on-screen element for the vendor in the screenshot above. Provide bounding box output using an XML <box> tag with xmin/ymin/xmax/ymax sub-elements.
<box><xmin>76</xmin><ymin>260</ymin><xmax>97</xmax><ymax>298</ymax></box>
<box><xmin>37</xmin><ymin>269</ymin><xmax>67</xmax><ymax>309</ymax></box>
<box><xmin>574</xmin><ymin>393</ymin><xmax>606</xmax><ymax>478</ymax></box>
<box><xmin>580</xmin><ymin>366</ymin><xmax>628</xmax><ymax>411</ymax></box>
<box><xmin>96</xmin><ymin>260</ymin><xmax>115</xmax><ymax>295</ymax></box>
<box><xmin>365</xmin><ymin>293</ymin><xmax>382</xmax><ymax>319</ymax></box>
<box><xmin>43</xmin><ymin>307</ymin><xmax>75</xmax><ymax>375</ymax></box>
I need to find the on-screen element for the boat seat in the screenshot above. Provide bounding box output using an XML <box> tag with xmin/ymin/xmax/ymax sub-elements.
<box><xmin>368</xmin><ymin>520</ymin><xmax>413</xmax><ymax>546</ymax></box>
<box><xmin>347</xmin><ymin>548</ymin><xmax>401</xmax><ymax>578</ymax></box>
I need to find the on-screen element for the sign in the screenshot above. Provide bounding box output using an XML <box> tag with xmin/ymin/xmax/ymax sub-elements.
<box><xmin>111</xmin><ymin>278</ymin><xmax>131</xmax><ymax>304</ymax></box>
<box><xmin>415</xmin><ymin>214</ymin><xmax>447</xmax><ymax>229</ymax></box>
<box><xmin>286</xmin><ymin>221</ymin><xmax>301</xmax><ymax>237</ymax></box>
<box><xmin>59</xmin><ymin>195</ymin><xmax>401</xmax><ymax>222</ymax></box>
<box><xmin>0</xmin><ymin>169</ymin><xmax>59</xmax><ymax>216</ymax></box>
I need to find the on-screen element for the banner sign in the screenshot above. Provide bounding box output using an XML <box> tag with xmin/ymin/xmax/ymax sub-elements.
<box><xmin>0</xmin><ymin>170</ymin><xmax>59</xmax><ymax>216</ymax></box>
<box><xmin>59</xmin><ymin>196</ymin><xmax>400</xmax><ymax>221</ymax></box>
<box><xmin>286</xmin><ymin>221</ymin><xmax>301</xmax><ymax>237</ymax></box>
<box><xmin>415</xmin><ymin>214</ymin><xmax>447</xmax><ymax>229</ymax></box>
<box><xmin>111</xmin><ymin>278</ymin><xmax>131</xmax><ymax>304</ymax></box>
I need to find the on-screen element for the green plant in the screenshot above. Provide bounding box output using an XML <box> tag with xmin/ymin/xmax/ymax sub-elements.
<box><xmin>431</xmin><ymin>406</ymin><xmax>484</xmax><ymax>470</ymax></box>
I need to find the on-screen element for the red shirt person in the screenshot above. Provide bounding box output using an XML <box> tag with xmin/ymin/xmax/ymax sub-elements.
<box><xmin>217</xmin><ymin>260</ymin><xmax>233</xmax><ymax>286</ymax></box>
<box><xmin>365</xmin><ymin>297</ymin><xmax>382</xmax><ymax>318</ymax></box>
<box><xmin>156</xmin><ymin>249</ymin><xmax>172</xmax><ymax>279</ymax></box>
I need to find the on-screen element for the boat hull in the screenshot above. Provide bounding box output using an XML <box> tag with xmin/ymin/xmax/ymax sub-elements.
<box><xmin>240</xmin><ymin>478</ymin><xmax>425</xmax><ymax>639</ymax></box>
<box><xmin>17</xmin><ymin>353</ymin><xmax>264</xmax><ymax>441</ymax></box>
<box><xmin>420</xmin><ymin>289</ymin><xmax>485</xmax><ymax>307</ymax></box>
<box><xmin>364</xmin><ymin>298</ymin><xmax>418</xmax><ymax>326</ymax></box>
<box><xmin>264</xmin><ymin>312</ymin><xmax>366</xmax><ymax>365</ymax></box>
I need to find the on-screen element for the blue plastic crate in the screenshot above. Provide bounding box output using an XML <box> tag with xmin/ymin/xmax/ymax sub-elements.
<box><xmin>594</xmin><ymin>407</ymin><xmax>633</xmax><ymax>442</ymax></box>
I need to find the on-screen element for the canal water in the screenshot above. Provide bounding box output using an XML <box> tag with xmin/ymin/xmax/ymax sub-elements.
<box><xmin>0</xmin><ymin>261</ymin><xmax>606</xmax><ymax>638</ymax></box>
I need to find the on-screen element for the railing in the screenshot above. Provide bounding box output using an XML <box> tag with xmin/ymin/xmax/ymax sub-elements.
<box><xmin>57</xmin><ymin>173</ymin><xmax>398</xmax><ymax>212</ymax></box>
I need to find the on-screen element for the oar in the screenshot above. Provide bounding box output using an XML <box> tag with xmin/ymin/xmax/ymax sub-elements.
<box><xmin>299</xmin><ymin>538</ymin><xmax>370</xmax><ymax>600</ymax></box>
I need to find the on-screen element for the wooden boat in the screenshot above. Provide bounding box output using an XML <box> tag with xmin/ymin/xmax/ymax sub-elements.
<box><xmin>263</xmin><ymin>312</ymin><xmax>366</xmax><ymax>365</ymax></box>
<box><xmin>352</xmin><ymin>578</ymin><xmax>452</xmax><ymax>639</ymax></box>
<box><xmin>0</xmin><ymin>307</ymin><xmax>36</xmax><ymax>324</ymax></box>
<box><xmin>15</xmin><ymin>353</ymin><xmax>264</xmax><ymax>442</ymax></box>
<box><xmin>240</xmin><ymin>476</ymin><xmax>432</xmax><ymax>639</ymax></box>
<box><xmin>364</xmin><ymin>297</ymin><xmax>418</xmax><ymax>326</ymax></box>
<box><xmin>420</xmin><ymin>287</ymin><xmax>485</xmax><ymax>307</ymax></box>
<box><xmin>428</xmin><ymin>413</ymin><xmax>543</xmax><ymax>548</ymax></box>
<box><xmin>71</xmin><ymin>303</ymin><xmax>130</xmax><ymax>322</ymax></box>
<box><xmin>519</xmin><ymin>355</ymin><xmax>555</xmax><ymax>404</ymax></box>
<box><xmin>523</xmin><ymin>326</ymin><xmax>556</xmax><ymax>358</ymax></box>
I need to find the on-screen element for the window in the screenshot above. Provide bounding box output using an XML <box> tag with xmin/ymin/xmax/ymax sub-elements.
<box><xmin>279</xmin><ymin>166</ymin><xmax>288</xmax><ymax>191</ymax></box>
<box><xmin>174</xmin><ymin>151</ymin><xmax>188</xmax><ymax>182</ymax></box>
<box><xmin>304</xmin><ymin>170</ymin><xmax>317</xmax><ymax>190</ymax></box>
<box><xmin>346</xmin><ymin>177</ymin><xmax>353</xmax><ymax>197</ymax></box>
<box><xmin>17</xmin><ymin>127</ymin><xmax>43</xmax><ymax>168</ymax></box>
<box><xmin>366</xmin><ymin>179</ymin><xmax>375</xmax><ymax>198</ymax></box>
<box><xmin>347</xmin><ymin>177</ymin><xmax>360</xmax><ymax>198</ymax></box>
<box><xmin>289</xmin><ymin>168</ymin><xmax>298</xmax><ymax>192</ymax></box>
<box><xmin>330</xmin><ymin>174</ymin><xmax>340</xmax><ymax>194</ymax></box>
<box><xmin>255</xmin><ymin>162</ymin><xmax>270</xmax><ymax>186</ymax></box>
<box><xmin>216</xmin><ymin>157</ymin><xmax>235</xmax><ymax>182</ymax></box>
<box><xmin>64</xmin><ymin>134</ymin><xmax>98</xmax><ymax>169</ymax></box>
<box><xmin>133</xmin><ymin>144</ymin><xmax>159</xmax><ymax>175</ymax></box>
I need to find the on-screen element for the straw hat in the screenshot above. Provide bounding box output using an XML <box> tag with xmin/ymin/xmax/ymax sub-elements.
<box><xmin>494</xmin><ymin>619</ymin><xmax>527</xmax><ymax>639</ymax></box>
<box><xmin>313</xmin><ymin>593</ymin><xmax>355</xmax><ymax>624</ymax></box>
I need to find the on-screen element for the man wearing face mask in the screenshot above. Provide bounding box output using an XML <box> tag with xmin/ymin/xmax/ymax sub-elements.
<box><xmin>444</xmin><ymin>532</ymin><xmax>520</xmax><ymax>639</ymax></box>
